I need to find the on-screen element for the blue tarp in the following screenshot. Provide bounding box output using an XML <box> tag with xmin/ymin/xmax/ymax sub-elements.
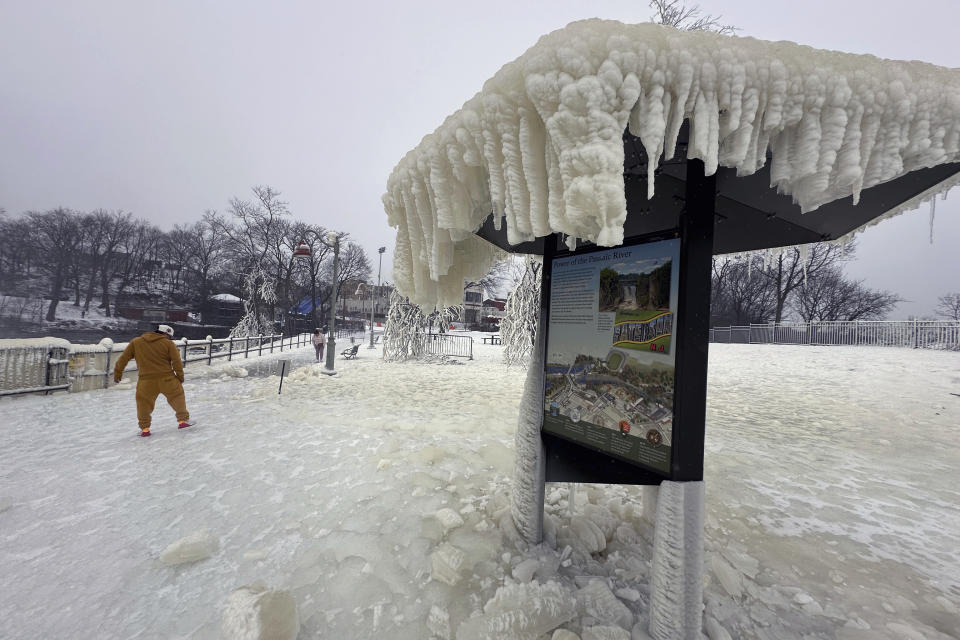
<box><xmin>290</xmin><ymin>297</ymin><xmax>322</xmax><ymax>315</ymax></box>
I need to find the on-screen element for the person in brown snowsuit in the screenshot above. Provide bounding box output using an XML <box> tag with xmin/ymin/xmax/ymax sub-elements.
<box><xmin>113</xmin><ymin>324</ymin><xmax>191</xmax><ymax>437</ymax></box>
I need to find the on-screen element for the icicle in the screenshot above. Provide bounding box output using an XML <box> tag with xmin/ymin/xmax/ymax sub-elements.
<box><xmin>841</xmin><ymin>235</ymin><xmax>851</xmax><ymax>257</ymax></box>
<box><xmin>382</xmin><ymin>20</ymin><xmax>960</xmax><ymax>307</ymax></box>
<box><xmin>929</xmin><ymin>197</ymin><xmax>936</xmax><ymax>244</ymax></box>
<box><xmin>800</xmin><ymin>244</ymin><xmax>810</xmax><ymax>286</ymax></box>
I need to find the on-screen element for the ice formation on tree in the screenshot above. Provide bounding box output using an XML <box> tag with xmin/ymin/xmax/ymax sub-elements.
<box><xmin>500</xmin><ymin>257</ymin><xmax>542</xmax><ymax>366</ymax></box>
<box><xmin>382</xmin><ymin>290</ymin><xmax>463</xmax><ymax>361</ymax></box>
<box><xmin>230</xmin><ymin>268</ymin><xmax>277</xmax><ymax>338</ymax></box>
<box><xmin>383</xmin><ymin>19</ymin><xmax>960</xmax><ymax>307</ymax></box>
<box><xmin>382</xmin><ymin>290</ymin><xmax>427</xmax><ymax>361</ymax></box>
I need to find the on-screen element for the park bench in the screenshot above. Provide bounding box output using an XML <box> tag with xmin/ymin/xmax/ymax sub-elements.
<box><xmin>341</xmin><ymin>344</ymin><xmax>360</xmax><ymax>359</ymax></box>
<box><xmin>482</xmin><ymin>336</ymin><xmax>501</xmax><ymax>345</ymax></box>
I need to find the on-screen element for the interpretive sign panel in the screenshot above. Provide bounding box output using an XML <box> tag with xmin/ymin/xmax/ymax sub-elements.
<box><xmin>542</xmin><ymin>237</ymin><xmax>680</xmax><ymax>474</ymax></box>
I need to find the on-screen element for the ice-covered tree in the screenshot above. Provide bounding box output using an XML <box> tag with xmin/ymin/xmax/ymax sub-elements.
<box><xmin>382</xmin><ymin>290</ymin><xmax>427</xmax><ymax>361</ymax></box>
<box><xmin>230</xmin><ymin>268</ymin><xmax>277</xmax><ymax>337</ymax></box>
<box><xmin>383</xmin><ymin>291</ymin><xmax>464</xmax><ymax>361</ymax></box>
<box><xmin>500</xmin><ymin>256</ymin><xmax>542</xmax><ymax>367</ymax></box>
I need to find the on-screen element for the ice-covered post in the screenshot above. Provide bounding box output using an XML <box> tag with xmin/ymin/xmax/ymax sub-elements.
<box><xmin>647</xmin><ymin>158</ymin><xmax>715</xmax><ymax>640</ymax></box>
<box><xmin>207</xmin><ymin>335</ymin><xmax>214</xmax><ymax>365</ymax></box>
<box><xmin>649</xmin><ymin>481</ymin><xmax>705</xmax><ymax>640</ymax></box>
<box><xmin>510</xmin><ymin>312</ymin><xmax>547</xmax><ymax>545</ymax></box>
<box><xmin>102</xmin><ymin>341</ymin><xmax>113</xmax><ymax>390</ymax></box>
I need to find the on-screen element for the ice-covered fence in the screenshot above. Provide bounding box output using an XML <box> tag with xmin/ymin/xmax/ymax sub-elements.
<box><xmin>710</xmin><ymin>320</ymin><xmax>960</xmax><ymax>349</ymax></box>
<box><xmin>0</xmin><ymin>339</ymin><xmax>71</xmax><ymax>397</ymax></box>
<box><xmin>0</xmin><ymin>333</ymin><xmax>314</xmax><ymax>397</ymax></box>
<box><xmin>422</xmin><ymin>333</ymin><xmax>473</xmax><ymax>360</ymax></box>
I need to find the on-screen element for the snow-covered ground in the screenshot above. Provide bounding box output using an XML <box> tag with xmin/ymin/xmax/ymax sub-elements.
<box><xmin>1</xmin><ymin>295</ymin><xmax>135</xmax><ymax>327</ymax></box>
<box><xmin>0</xmin><ymin>339</ymin><xmax>958</xmax><ymax>639</ymax></box>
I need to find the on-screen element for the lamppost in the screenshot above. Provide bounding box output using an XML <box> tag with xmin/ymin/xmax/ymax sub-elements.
<box><xmin>293</xmin><ymin>230</ymin><xmax>341</xmax><ymax>374</ymax></box>
<box><xmin>369</xmin><ymin>246</ymin><xmax>386</xmax><ymax>349</ymax></box>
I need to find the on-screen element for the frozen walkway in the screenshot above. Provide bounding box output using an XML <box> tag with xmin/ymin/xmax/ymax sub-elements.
<box><xmin>0</xmin><ymin>341</ymin><xmax>958</xmax><ymax>639</ymax></box>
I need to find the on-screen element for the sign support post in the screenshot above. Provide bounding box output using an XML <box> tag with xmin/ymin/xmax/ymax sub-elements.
<box><xmin>648</xmin><ymin>158</ymin><xmax>715</xmax><ymax>640</ymax></box>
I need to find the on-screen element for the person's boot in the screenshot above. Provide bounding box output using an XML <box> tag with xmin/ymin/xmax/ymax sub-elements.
<box><xmin>178</xmin><ymin>421</ymin><xmax>193</xmax><ymax>429</ymax></box>
<box><xmin>140</xmin><ymin>428</ymin><xmax>151</xmax><ymax>437</ymax></box>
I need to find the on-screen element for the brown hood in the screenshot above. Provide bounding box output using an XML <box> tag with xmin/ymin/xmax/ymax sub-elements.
<box><xmin>113</xmin><ymin>331</ymin><xmax>185</xmax><ymax>380</ymax></box>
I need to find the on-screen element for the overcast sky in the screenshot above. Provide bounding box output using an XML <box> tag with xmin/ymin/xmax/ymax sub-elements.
<box><xmin>1</xmin><ymin>0</ymin><xmax>958</xmax><ymax>318</ymax></box>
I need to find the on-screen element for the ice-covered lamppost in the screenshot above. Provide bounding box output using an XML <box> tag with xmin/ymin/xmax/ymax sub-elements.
<box><xmin>369</xmin><ymin>246</ymin><xmax>386</xmax><ymax>349</ymax></box>
<box><xmin>293</xmin><ymin>230</ymin><xmax>341</xmax><ymax>374</ymax></box>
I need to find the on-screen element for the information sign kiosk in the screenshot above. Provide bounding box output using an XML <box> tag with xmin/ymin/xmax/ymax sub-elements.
<box><xmin>540</xmin><ymin>161</ymin><xmax>717</xmax><ymax>487</ymax></box>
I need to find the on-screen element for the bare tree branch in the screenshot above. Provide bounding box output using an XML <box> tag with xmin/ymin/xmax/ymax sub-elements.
<box><xmin>649</xmin><ymin>0</ymin><xmax>738</xmax><ymax>34</ymax></box>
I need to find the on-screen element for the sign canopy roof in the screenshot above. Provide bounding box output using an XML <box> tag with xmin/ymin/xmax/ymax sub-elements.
<box><xmin>383</xmin><ymin>20</ymin><xmax>960</xmax><ymax>307</ymax></box>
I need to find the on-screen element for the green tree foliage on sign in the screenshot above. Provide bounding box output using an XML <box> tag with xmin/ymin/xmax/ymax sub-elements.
<box><xmin>599</xmin><ymin>268</ymin><xmax>620</xmax><ymax>311</ymax></box>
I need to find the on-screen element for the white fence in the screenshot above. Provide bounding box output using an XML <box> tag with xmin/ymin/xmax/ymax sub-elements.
<box><xmin>710</xmin><ymin>320</ymin><xmax>960</xmax><ymax>349</ymax></box>
<box><xmin>1</xmin><ymin>333</ymin><xmax>313</xmax><ymax>397</ymax></box>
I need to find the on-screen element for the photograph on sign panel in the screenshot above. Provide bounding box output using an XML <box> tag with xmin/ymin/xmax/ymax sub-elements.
<box><xmin>543</xmin><ymin>238</ymin><xmax>680</xmax><ymax>473</ymax></box>
<box><xmin>600</xmin><ymin>255</ymin><xmax>674</xmax><ymax>354</ymax></box>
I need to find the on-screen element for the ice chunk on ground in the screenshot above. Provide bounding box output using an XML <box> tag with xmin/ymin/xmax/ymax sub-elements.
<box><xmin>435</xmin><ymin>507</ymin><xmax>465</xmax><ymax>534</ymax></box>
<box><xmin>220</xmin><ymin>582</ymin><xmax>299</xmax><ymax>640</ymax></box>
<box><xmin>885</xmin><ymin>622</ymin><xmax>930</xmax><ymax>640</ymax></box>
<box><xmin>512</xmin><ymin>558</ymin><xmax>540</xmax><ymax>582</ymax></box>
<box><xmin>456</xmin><ymin>581</ymin><xmax>576</xmax><ymax>640</ymax></box>
<box><xmin>614</xmin><ymin>587</ymin><xmax>641</xmax><ymax>603</ymax></box>
<box><xmin>569</xmin><ymin>516</ymin><xmax>607</xmax><ymax>554</ymax></box>
<box><xmin>582</xmin><ymin>625</ymin><xmax>631</xmax><ymax>640</ymax></box>
<box><xmin>0</xmin><ymin>497</ymin><xmax>12</xmax><ymax>513</ymax></box>
<box><xmin>430</xmin><ymin>543</ymin><xmax>466</xmax><ymax>586</ymax></box>
<box><xmin>613</xmin><ymin>524</ymin><xmax>638</xmax><ymax>545</ymax></box>
<box><xmin>710</xmin><ymin>554</ymin><xmax>743</xmax><ymax>599</ymax></box>
<box><xmin>582</xmin><ymin>504</ymin><xmax>618</xmax><ymax>540</ymax></box>
<box><xmin>576</xmin><ymin>580</ymin><xmax>634</xmax><ymax>630</ymax></box>
<box><xmin>720</xmin><ymin>547</ymin><xmax>759</xmax><ymax>580</ymax></box>
<box><xmin>159</xmin><ymin>529</ymin><xmax>218</xmax><ymax>566</ymax></box>
<box><xmin>427</xmin><ymin>604</ymin><xmax>451</xmax><ymax>640</ymax></box>
<box><xmin>551</xmin><ymin>628</ymin><xmax>581</xmax><ymax>640</ymax></box>
<box><xmin>703</xmin><ymin>615</ymin><xmax>733</xmax><ymax>640</ymax></box>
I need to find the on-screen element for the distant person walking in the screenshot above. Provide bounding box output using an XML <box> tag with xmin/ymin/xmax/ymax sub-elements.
<box><xmin>113</xmin><ymin>324</ymin><xmax>192</xmax><ymax>437</ymax></box>
<box><xmin>312</xmin><ymin>328</ymin><xmax>325</xmax><ymax>362</ymax></box>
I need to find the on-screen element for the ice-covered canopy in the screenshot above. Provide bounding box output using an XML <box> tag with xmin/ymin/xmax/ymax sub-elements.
<box><xmin>383</xmin><ymin>19</ymin><xmax>960</xmax><ymax>307</ymax></box>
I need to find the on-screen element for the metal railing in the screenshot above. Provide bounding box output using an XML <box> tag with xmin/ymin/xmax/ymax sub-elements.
<box><xmin>423</xmin><ymin>333</ymin><xmax>473</xmax><ymax>359</ymax></box>
<box><xmin>0</xmin><ymin>345</ymin><xmax>71</xmax><ymax>397</ymax></box>
<box><xmin>1</xmin><ymin>333</ymin><xmax>314</xmax><ymax>397</ymax></box>
<box><xmin>710</xmin><ymin>320</ymin><xmax>960</xmax><ymax>349</ymax></box>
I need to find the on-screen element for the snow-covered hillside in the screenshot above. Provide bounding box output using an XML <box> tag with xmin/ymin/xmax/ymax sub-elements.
<box><xmin>0</xmin><ymin>340</ymin><xmax>957</xmax><ymax>639</ymax></box>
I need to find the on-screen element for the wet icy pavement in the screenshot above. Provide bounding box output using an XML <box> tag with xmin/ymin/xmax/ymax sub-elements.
<box><xmin>0</xmin><ymin>341</ymin><xmax>958</xmax><ymax>639</ymax></box>
<box><xmin>703</xmin><ymin>345</ymin><xmax>960</xmax><ymax>639</ymax></box>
